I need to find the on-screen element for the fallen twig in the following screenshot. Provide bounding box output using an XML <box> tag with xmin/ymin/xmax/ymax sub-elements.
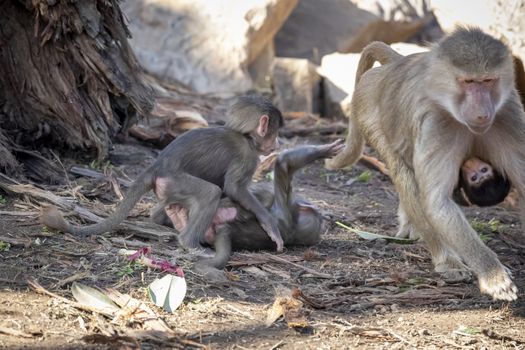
<box><xmin>0</xmin><ymin>326</ymin><xmax>41</xmax><ymax>338</ymax></box>
<box><xmin>263</xmin><ymin>253</ymin><xmax>332</xmax><ymax>279</ymax></box>
<box><xmin>0</xmin><ymin>278</ymin><xmax>27</xmax><ymax>286</ymax></box>
<box><xmin>268</xmin><ymin>340</ymin><xmax>285</xmax><ymax>350</ymax></box>
<box><xmin>441</xmin><ymin>338</ymin><xmax>474</xmax><ymax>349</ymax></box>
<box><xmin>291</xmin><ymin>288</ymin><xmax>328</xmax><ymax>309</ymax></box>
<box><xmin>52</xmin><ymin>271</ymin><xmax>93</xmax><ymax>289</ymax></box>
<box><xmin>291</xmin><ymin>287</ymin><xmax>372</xmax><ymax>311</ymax></box>
<box><xmin>282</xmin><ymin>111</ymin><xmax>315</xmax><ymax>120</ymax></box>
<box><xmin>0</xmin><ymin>235</ymin><xmax>31</xmax><ymax>247</ymax></box>
<box><xmin>228</xmin><ymin>253</ymin><xmax>303</xmax><ymax>267</ymax></box>
<box><xmin>280</xmin><ymin>124</ymin><xmax>346</xmax><ymax>138</ymax></box>
<box><xmin>27</xmin><ymin>278</ymin><xmax>115</xmax><ymax>317</ymax></box>
<box><xmin>367</xmin><ymin>287</ymin><xmax>472</xmax><ymax>305</ymax></box>
<box><xmin>125</xmin><ymin>330</ymin><xmax>208</xmax><ymax>348</ymax></box>
<box><xmin>387</xmin><ymin>329</ymin><xmax>416</xmax><ymax>347</ymax></box>
<box><xmin>0</xmin><ymin>210</ymin><xmax>39</xmax><ymax>217</ymax></box>
<box><xmin>0</xmin><ymin>174</ymin><xmax>175</xmax><ymax>242</ymax></box>
<box><xmin>482</xmin><ymin>329</ymin><xmax>525</xmax><ymax>345</ymax></box>
<box><xmin>70</xmin><ymin>166</ymin><xmax>132</xmax><ymax>187</ymax></box>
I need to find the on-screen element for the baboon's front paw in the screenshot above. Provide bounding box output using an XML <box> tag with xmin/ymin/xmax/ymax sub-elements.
<box><xmin>478</xmin><ymin>267</ymin><xmax>518</xmax><ymax>301</ymax></box>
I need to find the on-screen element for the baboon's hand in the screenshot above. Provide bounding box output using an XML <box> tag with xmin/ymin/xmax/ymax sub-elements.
<box><xmin>478</xmin><ymin>265</ymin><xmax>518</xmax><ymax>301</ymax></box>
<box><xmin>194</xmin><ymin>262</ymin><xmax>230</xmax><ymax>284</ymax></box>
<box><xmin>319</xmin><ymin>139</ymin><xmax>345</xmax><ymax>158</ymax></box>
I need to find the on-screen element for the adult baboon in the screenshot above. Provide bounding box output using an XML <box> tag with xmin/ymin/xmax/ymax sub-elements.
<box><xmin>326</xmin><ymin>28</ymin><xmax>523</xmax><ymax>301</ymax></box>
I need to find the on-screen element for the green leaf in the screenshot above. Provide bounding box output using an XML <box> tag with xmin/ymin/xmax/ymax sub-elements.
<box><xmin>458</xmin><ymin>326</ymin><xmax>481</xmax><ymax>335</ymax></box>
<box><xmin>148</xmin><ymin>274</ymin><xmax>187</xmax><ymax>313</ymax></box>
<box><xmin>357</xmin><ymin>170</ymin><xmax>372</xmax><ymax>182</ymax></box>
<box><xmin>71</xmin><ymin>282</ymin><xmax>120</xmax><ymax>315</ymax></box>
<box><xmin>116</xmin><ymin>261</ymin><xmax>144</xmax><ymax>277</ymax></box>
<box><xmin>470</xmin><ymin>218</ymin><xmax>506</xmax><ymax>236</ymax></box>
<box><xmin>0</xmin><ymin>241</ymin><xmax>10</xmax><ymax>251</ymax></box>
<box><xmin>336</xmin><ymin>221</ymin><xmax>417</xmax><ymax>244</ymax></box>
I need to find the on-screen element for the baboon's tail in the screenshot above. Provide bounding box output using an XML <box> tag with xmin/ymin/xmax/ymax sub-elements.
<box><xmin>40</xmin><ymin>171</ymin><xmax>154</xmax><ymax>237</ymax></box>
<box><xmin>355</xmin><ymin>41</ymin><xmax>403</xmax><ymax>85</ymax></box>
<box><xmin>326</xmin><ymin>42</ymin><xmax>402</xmax><ymax>171</ymax></box>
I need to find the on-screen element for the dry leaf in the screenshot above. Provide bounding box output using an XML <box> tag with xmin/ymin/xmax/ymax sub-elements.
<box><xmin>148</xmin><ymin>274</ymin><xmax>187</xmax><ymax>313</ymax></box>
<box><xmin>266</xmin><ymin>296</ymin><xmax>309</xmax><ymax>329</ymax></box>
<box><xmin>336</xmin><ymin>222</ymin><xmax>417</xmax><ymax>244</ymax></box>
<box><xmin>71</xmin><ymin>282</ymin><xmax>120</xmax><ymax>315</ymax></box>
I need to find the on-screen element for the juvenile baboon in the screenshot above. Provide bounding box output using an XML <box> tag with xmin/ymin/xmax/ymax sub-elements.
<box><xmin>41</xmin><ymin>95</ymin><xmax>285</xmax><ymax>251</ymax></box>
<box><xmin>153</xmin><ymin>140</ymin><xmax>345</xmax><ymax>281</ymax></box>
<box><xmin>326</xmin><ymin>28</ymin><xmax>524</xmax><ymax>301</ymax></box>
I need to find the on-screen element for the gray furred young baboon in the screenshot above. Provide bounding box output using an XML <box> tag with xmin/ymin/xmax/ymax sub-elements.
<box><xmin>153</xmin><ymin>140</ymin><xmax>345</xmax><ymax>281</ymax></box>
<box><xmin>41</xmin><ymin>95</ymin><xmax>286</xmax><ymax>251</ymax></box>
<box><xmin>326</xmin><ymin>28</ymin><xmax>524</xmax><ymax>301</ymax></box>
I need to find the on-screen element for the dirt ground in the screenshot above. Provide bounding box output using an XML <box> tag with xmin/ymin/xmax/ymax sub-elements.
<box><xmin>0</xmin><ymin>133</ymin><xmax>524</xmax><ymax>350</ymax></box>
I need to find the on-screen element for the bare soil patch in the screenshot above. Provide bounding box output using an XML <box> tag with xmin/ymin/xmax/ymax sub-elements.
<box><xmin>0</xmin><ymin>135</ymin><xmax>524</xmax><ymax>349</ymax></box>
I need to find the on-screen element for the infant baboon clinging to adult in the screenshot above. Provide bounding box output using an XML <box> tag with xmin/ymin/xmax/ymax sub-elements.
<box><xmin>326</xmin><ymin>28</ymin><xmax>525</xmax><ymax>301</ymax></box>
<box><xmin>454</xmin><ymin>157</ymin><xmax>510</xmax><ymax>207</ymax></box>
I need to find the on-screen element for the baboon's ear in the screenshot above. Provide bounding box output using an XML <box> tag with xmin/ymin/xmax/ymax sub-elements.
<box><xmin>256</xmin><ymin>115</ymin><xmax>269</xmax><ymax>137</ymax></box>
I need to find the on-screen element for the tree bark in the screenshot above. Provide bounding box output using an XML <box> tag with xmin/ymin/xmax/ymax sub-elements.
<box><xmin>0</xmin><ymin>0</ymin><xmax>153</xmax><ymax>174</ymax></box>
